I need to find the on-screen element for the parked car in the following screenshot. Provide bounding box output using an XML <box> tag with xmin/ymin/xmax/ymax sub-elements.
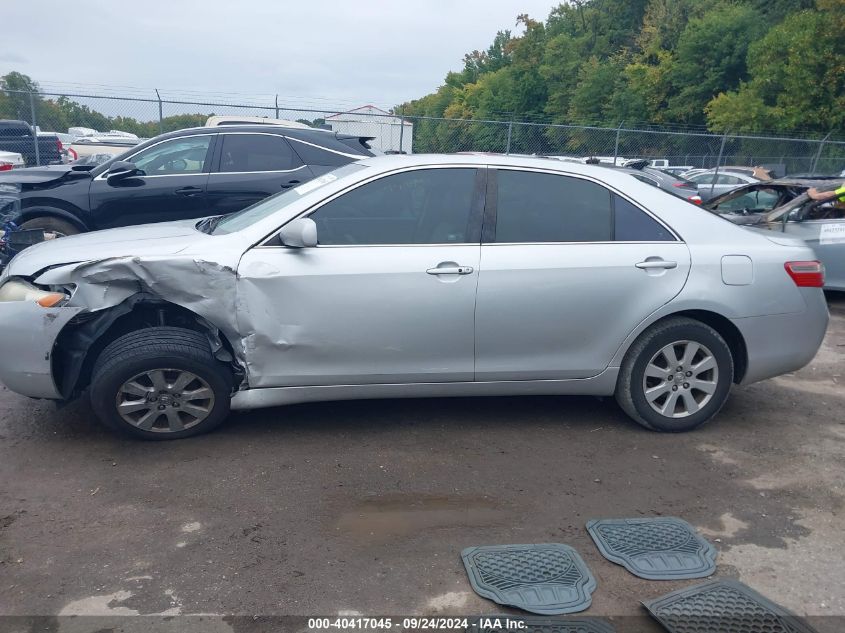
<box><xmin>685</xmin><ymin>169</ymin><xmax>762</xmax><ymax>201</ymax></box>
<box><xmin>0</xmin><ymin>120</ymin><xmax>62</xmax><ymax>166</ymax></box>
<box><xmin>704</xmin><ymin>178</ymin><xmax>845</xmax><ymax>290</ymax></box>
<box><xmin>0</xmin><ymin>124</ymin><xmax>375</xmax><ymax>239</ymax></box>
<box><xmin>721</xmin><ymin>166</ymin><xmax>774</xmax><ymax>180</ymax></box>
<box><xmin>0</xmin><ymin>155</ymin><xmax>827</xmax><ymax>439</ymax></box>
<box><xmin>0</xmin><ymin>150</ymin><xmax>25</xmax><ymax>171</ymax></box>
<box><xmin>69</xmin><ymin>136</ymin><xmax>142</xmax><ymax>162</ymax></box>
<box><xmin>662</xmin><ymin>166</ymin><xmax>696</xmax><ymax>177</ymax></box>
<box><xmin>205</xmin><ymin>115</ymin><xmax>312</xmax><ymax>129</ymax></box>
<box><xmin>613</xmin><ymin>160</ymin><xmax>702</xmax><ymax>204</ymax></box>
<box><xmin>648</xmin><ymin>160</ymin><xmax>694</xmax><ymax>175</ymax></box>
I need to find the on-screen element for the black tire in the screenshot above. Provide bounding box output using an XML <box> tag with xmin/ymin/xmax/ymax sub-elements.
<box><xmin>20</xmin><ymin>216</ymin><xmax>81</xmax><ymax>237</ymax></box>
<box><xmin>90</xmin><ymin>327</ymin><xmax>233</xmax><ymax>440</ymax></box>
<box><xmin>615</xmin><ymin>317</ymin><xmax>734</xmax><ymax>432</ymax></box>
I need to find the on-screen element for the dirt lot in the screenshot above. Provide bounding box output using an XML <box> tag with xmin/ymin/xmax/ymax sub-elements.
<box><xmin>1</xmin><ymin>294</ymin><xmax>843</xmax><ymax>633</ymax></box>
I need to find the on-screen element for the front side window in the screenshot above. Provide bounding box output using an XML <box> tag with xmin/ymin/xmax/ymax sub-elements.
<box><xmin>218</xmin><ymin>134</ymin><xmax>301</xmax><ymax>172</ymax></box>
<box><xmin>309</xmin><ymin>168</ymin><xmax>477</xmax><ymax>245</ymax></box>
<box><xmin>495</xmin><ymin>170</ymin><xmax>612</xmax><ymax>242</ymax></box>
<box><xmin>131</xmin><ymin>136</ymin><xmax>212</xmax><ymax>175</ymax></box>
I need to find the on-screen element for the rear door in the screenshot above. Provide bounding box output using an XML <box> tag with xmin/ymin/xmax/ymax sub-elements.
<box><xmin>206</xmin><ymin>132</ymin><xmax>314</xmax><ymax>215</ymax></box>
<box><xmin>475</xmin><ymin>168</ymin><xmax>691</xmax><ymax>381</ymax></box>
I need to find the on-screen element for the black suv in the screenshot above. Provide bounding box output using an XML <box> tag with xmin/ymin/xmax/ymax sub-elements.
<box><xmin>0</xmin><ymin>125</ymin><xmax>374</xmax><ymax>236</ymax></box>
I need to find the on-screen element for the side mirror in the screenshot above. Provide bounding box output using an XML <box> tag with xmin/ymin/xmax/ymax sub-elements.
<box><xmin>106</xmin><ymin>161</ymin><xmax>140</xmax><ymax>182</ymax></box>
<box><xmin>278</xmin><ymin>218</ymin><xmax>318</xmax><ymax>248</ymax></box>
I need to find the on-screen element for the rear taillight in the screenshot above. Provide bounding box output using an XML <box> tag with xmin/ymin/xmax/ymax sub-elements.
<box><xmin>687</xmin><ymin>195</ymin><xmax>702</xmax><ymax>205</ymax></box>
<box><xmin>0</xmin><ymin>161</ymin><xmax>12</xmax><ymax>171</ymax></box>
<box><xmin>785</xmin><ymin>261</ymin><xmax>824</xmax><ymax>287</ymax></box>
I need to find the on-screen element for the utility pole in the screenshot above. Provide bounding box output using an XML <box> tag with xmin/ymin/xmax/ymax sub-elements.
<box><xmin>710</xmin><ymin>131</ymin><xmax>730</xmax><ymax>199</ymax></box>
<box><xmin>28</xmin><ymin>91</ymin><xmax>40</xmax><ymax>166</ymax></box>
<box><xmin>155</xmin><ymin>89</ymin><xmax>163</xmax><ymax>135</ymax></box>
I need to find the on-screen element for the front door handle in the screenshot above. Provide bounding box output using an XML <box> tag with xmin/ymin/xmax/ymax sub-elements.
<box><xmin>636</xmin><ymin>260</ymin><xmax>678</xmax><ymax>270</ymax></box>
<box><xmin>426</xmin><ymin>265</ymin><xmax>474</xmax><ymax>275</ymax></box>
<box><xmin>175</xmin><ymin>186</ymin><xmax>203</xmax><ymax>196</ymax></box>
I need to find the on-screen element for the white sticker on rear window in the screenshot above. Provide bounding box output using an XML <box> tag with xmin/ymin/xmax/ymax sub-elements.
<box><xmin>294</xmin><ymin>173</ymin><xmax>337</xmax><ymax>196</ymax></box>
<box><xmin>820</xmin><ymin>223</ymin><xmax>845</xmax><ymax>245</ymax></box>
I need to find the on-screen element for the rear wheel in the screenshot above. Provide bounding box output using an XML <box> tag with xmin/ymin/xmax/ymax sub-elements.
<box><xmin>20</xmin><ymin>216</ymin><xmax>80</xmax><ymax>238</ymax></box>
<box><xmin>90</xmin><ymin>327</ymin><xmax>233</xmax><ymax>440</ymax></box>
<box><xmin>615</xmin><ymin>317</ymin><xmax>734</xmax><ymax>432</ymax></box>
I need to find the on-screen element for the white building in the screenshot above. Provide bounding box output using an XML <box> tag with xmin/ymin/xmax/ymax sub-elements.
<box><xmin>326</xmin><ymin>105</ymin><xmax>413</xmax><ymax>154</ymax></box>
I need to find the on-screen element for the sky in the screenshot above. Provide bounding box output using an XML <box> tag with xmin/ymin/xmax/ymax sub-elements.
<box><xmin>1</xmin><ymin>0</ymin><xmax>558</xmax><ymax>111</ymax></box>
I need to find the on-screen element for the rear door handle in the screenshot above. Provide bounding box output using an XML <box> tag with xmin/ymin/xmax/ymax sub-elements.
<box><xmin>426</xmin><ymin>266</ymin><xmax>474</xmax><ymax>275</ymax></box>
<box><xmin>281</xmin><ymin>180</ymin><xmax>302</xmax><ymax>189</ymax></box>
<box><xmin>175</xmin><ymin>186</ymin><xmax>203</xmax><ymax>196</ymax></box>
<box><xmin>636</xmin><ymin>260</ymin><xmax>678</xmax><ymax>270</ymax></box>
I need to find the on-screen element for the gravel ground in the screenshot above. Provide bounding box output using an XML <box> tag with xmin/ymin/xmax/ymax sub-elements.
<box><xmin>1</xmin><ymin>293</ymin><xmax>843</xmax><ymax>633</ymax></box>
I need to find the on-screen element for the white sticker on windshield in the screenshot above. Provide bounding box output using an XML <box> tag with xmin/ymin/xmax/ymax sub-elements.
<box><xmin>294</xmin><ymin>173</ymin><xmax>337</xmax><ymax>196</ymax></box>
<box><xmin>820</xmin><ymin>223</ymin><xmax>845</xmax><ymax>245</ymax></box>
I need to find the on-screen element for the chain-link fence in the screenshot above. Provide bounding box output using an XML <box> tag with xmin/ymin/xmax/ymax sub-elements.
<box><xmin>1</xmin><ymin>87</ymin><xmax>843</xmax><ymax>175</ymax></box>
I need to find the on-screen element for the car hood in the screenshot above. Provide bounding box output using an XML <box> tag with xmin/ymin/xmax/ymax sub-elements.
<box><xmin>0</xmin><ymin>164</ymin><xmax>89</xmax><ymax>185</ymax></box>
<box><xmin>7</xmin><ymin>220</ymin><xmax>201</xmax><ymax>277</ymax></box>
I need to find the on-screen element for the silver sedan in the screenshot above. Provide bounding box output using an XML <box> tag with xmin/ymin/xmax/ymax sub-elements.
<box><xmin>0</xmin><ymin>155</ymin><xmax>829</xmax><ymax>439</ymax></box>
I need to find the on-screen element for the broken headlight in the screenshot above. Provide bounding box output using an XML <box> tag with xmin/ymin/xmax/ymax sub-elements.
<box><xmin>0</xmin><ymin>279</ymin><xmax>68</xmax><ymax>307</ymax></box>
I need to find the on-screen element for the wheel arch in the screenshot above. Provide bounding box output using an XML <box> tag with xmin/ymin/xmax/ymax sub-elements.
<box><xmin>617</xmin><ymin>309</ymin><xmax>748</xmax><ymax>384</ymax></box>
<box><xmin>52</xmin><ymin>294</ymin><xmax>243</xmax><ymax>399</ymax></box>
<box><xmin>18</xmin><ymin>200</ymin><xmax>88</xmax><ymax>232</ymax></box>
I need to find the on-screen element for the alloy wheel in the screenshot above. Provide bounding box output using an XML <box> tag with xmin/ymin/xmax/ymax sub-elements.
<box><xmin>115</xmin><ymin>369</ymin><xmax>215</xmax><ymax>433</ymax></box>
<box><xmin>641</xmin><ymin>340</ymin><xmax>719</xmax><ymax>419</ymax></box>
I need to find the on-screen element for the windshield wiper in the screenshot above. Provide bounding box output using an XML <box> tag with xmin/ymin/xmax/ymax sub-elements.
<box><xmin>196</xmin><ymin>215</ymin><xmax>224</xmax><ymax>234</ymax></box>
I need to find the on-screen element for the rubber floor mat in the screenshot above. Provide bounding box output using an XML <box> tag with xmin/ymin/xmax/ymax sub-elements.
<box><xmin>468</xmin><ymin>615</ymin><xmax>615</xmax><ymax>633</ymax></box>
<box><xmin>461</xmin><ymin>544</ymin><xmax>596</xmax><ymax>615</ymax></box>
<box><xmin>586</xmin><ymin>517</ymin><xmax>716</xmax><ymax>580</ymax></box>
<box><xmin>643</xmin><ymin>579</ymin><xmax>819</xmax><ymax>633</ymax></box>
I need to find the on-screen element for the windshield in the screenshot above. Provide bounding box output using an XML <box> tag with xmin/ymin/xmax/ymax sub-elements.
<box><xmin>210</xmin><ymin>163</ymin><xmax>367</xmax><ymax>235</ymax></box>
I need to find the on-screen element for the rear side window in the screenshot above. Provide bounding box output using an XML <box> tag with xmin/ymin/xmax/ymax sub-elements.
<box><xmin>613</xmin><ymin>195</ymin><xmax>674</xmax><ymax>241</ymax></box>
<box><xmin>0</xmin><ymin>124</ymin><xmax>31</xmax><ymax>138</ymax></box>
<box><xmin>218</xmin><ymin>134</ymin><xmax>302</xmax><ymax>172</ymax></box>
<box><xmin>288</xmin><ymin>137</ymin><xmax>351</xmax><ymax>167</ymax></box>
<box><xmin>495</xmin><ymin>170</ymin><xmax>612</xmax><ymax>242</ymax></box>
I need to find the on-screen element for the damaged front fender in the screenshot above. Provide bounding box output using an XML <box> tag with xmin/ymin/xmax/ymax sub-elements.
<box><xmin>32</xmin><ymin>255</ymin><xmax>250</xmax><ymax>397</ymax></box>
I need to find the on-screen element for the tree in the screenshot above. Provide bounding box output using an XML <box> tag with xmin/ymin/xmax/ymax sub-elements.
<box><xmin>706</xmin><ymin>5</ymin><xmax>845</xmax><ymax>134</ymax></box>
<box><xmin>664</xmin><ymin>3</ymin><xmax>765</xmax><ymax>125</ymax></box>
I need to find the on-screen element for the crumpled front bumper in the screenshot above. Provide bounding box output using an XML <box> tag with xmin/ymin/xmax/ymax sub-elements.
<box><xmin>0</xmin><ymin>302</ymin><xmax>83</xmax><ymax>399</ymax></box>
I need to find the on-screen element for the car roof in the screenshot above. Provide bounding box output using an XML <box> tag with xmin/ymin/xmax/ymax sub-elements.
<box><xmin>355</xmin><ymin>153</ymin><xmax>662</xmax><ymax>188</ymax></box>
<box><xmin>157</xmin><ymin>125</ymin><xmax>342</xmax><ymax>142</ymax></box>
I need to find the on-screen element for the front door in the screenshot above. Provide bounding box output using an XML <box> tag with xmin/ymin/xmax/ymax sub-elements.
<box><xmin>236</xmin><ymin>166</ymin><xmax>485</xmax><ymax>388</ymax></box>
<box><xmin>89</xmin><ymin>134</ymin><xmax>215</xmax><ymax>229</ymax></box>
<box><xmin>475</xmin><ymin>168</ymin><xmax>691</xmax><ymax>380</ymax></box>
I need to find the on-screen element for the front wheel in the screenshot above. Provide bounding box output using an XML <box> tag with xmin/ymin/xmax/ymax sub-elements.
<box><xmin>20</xmin><ymin>216</ymin><xmax>81</xmax><ymax>238</ymax></box>
<box><xmin>615</xmin><ymin>317</ymin><xmax>734</xmax><ymax>432</ymax></box>
<box><xmin>90</xmin><ymin>327</ymin><xmax>233</xmax><ymax>440</ymax></box>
